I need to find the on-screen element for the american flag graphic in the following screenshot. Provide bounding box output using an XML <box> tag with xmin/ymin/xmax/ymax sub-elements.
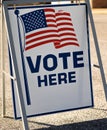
<box><xmin>21</xmin><ymin>8</ymin><xmax>79</xmax><ymax>51</ymax></box>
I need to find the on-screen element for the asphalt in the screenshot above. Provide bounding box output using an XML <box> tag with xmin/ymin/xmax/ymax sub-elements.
<box><xmin>0</xmin><ymin>7</ymin><xmax>107</xmax><ymax>130</ymax></box>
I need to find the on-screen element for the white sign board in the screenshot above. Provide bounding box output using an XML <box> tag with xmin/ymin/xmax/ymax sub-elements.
<box><xmin>8</xmin><ymin>4</ymin><xmax>93</xmax><ymax>119</ymax></box>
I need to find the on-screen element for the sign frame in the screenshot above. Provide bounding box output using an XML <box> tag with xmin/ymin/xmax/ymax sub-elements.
<box><xmin>1</xmin><ymin>0</ymin><xmax>106</xmax><ymax>130</ymax></box>
<box><xmin>9</xmin><ymin>4</ymin><xmax>93</xmax><ymax>119</ymax></box>
<box><xmin>8</xmin><ymin>3</ymin><xmax>93</xmax><ymax>120</ymax></box>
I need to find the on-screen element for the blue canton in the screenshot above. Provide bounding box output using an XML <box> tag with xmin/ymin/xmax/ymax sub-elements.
<box><xmin>21</xmin><ymin>9</ymin><xmax>47</xmax><ymax>33</ymax></box>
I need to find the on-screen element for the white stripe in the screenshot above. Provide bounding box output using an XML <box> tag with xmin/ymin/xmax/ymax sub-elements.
<box><xmin>56</xmin><ymin>20</ymin><xmax>73</xmax><ymax>25</ymax></box>
<box><xmin>56</xmin><ymin>15</ymin><xmax>71</xmax><ymax>19</ymax></box>
<box><xmin>57</xmin><ymin>25</ymin><xmax>74</xmax><ymax>30</ymax></box>
<box><xmin>47</xmin><ymin>22</ymin><xmax>56</xmax><ymax>25</ymax></box>
<box><xmin>59</xmin><ymin>35</ymin><xmax>77</xmax><ymax>39</ymax></box>
<box><xmin>45</xmin><ymin>11</ymin><xmax>55</xmax><ymax>15</ymax></box>
<box><xmin>58</xmin><ymin>30</ymin><xmax>75</xmax><ymax>35</ymax></box>
<box><xmin>60</xmin><ymin>40</ymin><xmax>78</xmax><ymax>45</ymax></box>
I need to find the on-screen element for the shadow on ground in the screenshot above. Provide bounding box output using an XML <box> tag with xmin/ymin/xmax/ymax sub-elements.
<box><xmin>31</xmin><ymin>118</ymin><xmax>107</xmax><ymax>130</ymax></box>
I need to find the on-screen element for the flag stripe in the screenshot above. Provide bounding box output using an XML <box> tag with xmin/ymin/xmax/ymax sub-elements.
<box><xmin>26</xmin><ymin>32</ymin><xmax>76</xmax><ymax>44</ymax></box>
<box><xmin>61</xmin><ymin>40</ymin><xmax>78</xmax><ymax>45</ymax></box>
<box><xmin>56</xmin><ymin>17</ymin><xmax>72</xmax><ymax>22</ymax></box>
<box><xmin>26</xmin><ymin>31</ymin><xmax>58</xmax><ymax>42</ymax></box>
<box><xmin>59</xmin><ymin>32</ymin><xmax>76</xmax><ymax>37</ymax></box>
<box><xmin>25</xmin><ymin>39</ymin><xmax>60</xmax><ymax>51</ymax></box>
<box><xmin>60</xmin><ymin>37</ymin><xmax>77</xmax><ymax>41</ymax></box>
<box><xmin>26</xmin><ymin>29</ymin><xmax>58</xmax><ymax>39</ymax></box>
<box><xmin>47</xmin><ymin>24</ymin><xmax>57</xmax><ymax>27</ymax></box>
<box><xmin>26</xmin><ymin>35</ymin><xmax>78</xmax><ymax>47</ymax></box>
<box><xmin>26</xmin><ymin>36</ymin><xmax>60</xmax><ymax>47</ymax></box>
<box><xmin>45</xmin><ymin>14</ymin><xmax>55</xmax><ymax>18</ymax></box>
<box><xmin>58</xmin><ymin>27</ymin><xmax>75</xmax><ymax>32</ymax></box>
<box><xmin>55</xmin><ymin>42</ymin><xmax>79</xmax><ymax>48</ymax></box>
<box><xmin>44</xmin><ymin>8</ymin><xmax>55</xmax><ymax>13</ymax></box>
<box><xmin>46</xmin><ymin>19</ymin><xmax>56</xmax><ymax>23</ymax></box>
<box><xmin>57</xmin><ymin>22</ymin><xmax>73</xmax><ymax>27</ymax></box>
<box><xmin>56</xmin><ymin>12</ymin><xmax>70</xmax><ymax>17</ymax></box>
<box><xmin>26</xmin><ymin>34</ymin><xmax>59</xmax><ymax>44</ymax></box>
<box><xmin>55</xmin><ymin>10</ymin><xmax>78</xmax><ymax>47</ymax></box>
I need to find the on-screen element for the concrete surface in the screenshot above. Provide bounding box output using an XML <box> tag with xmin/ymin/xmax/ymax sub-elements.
<box><xmin>0</xmin><ymin>7</ymin><xmax>107</xmax><ymax>130</ymax></box>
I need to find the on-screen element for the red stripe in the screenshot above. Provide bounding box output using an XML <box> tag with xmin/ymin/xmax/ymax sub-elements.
<box><xmin>26</xmin><ymin>30</ymin><xmax>58</xmax><ymax>39</ymax></box>
<box><xmin>60</xmin><ymin>38</ymin><xmax>77</xmax><ymax>41</ymax></box>
<box><xmin>59</xmin><ymin>32</ymin><xmax>76</xmax><ymax>37</ymax></box>
<box><xmin>55</xmin><ymin>43</ymin><xmax>79</xmax><ymax>49</ymax></box>
<box><xmin>26</xmin><ymin>34</ymin><xmax>59</xmax><ymax>44</ymax></box>
<box><xmin>56</xmin><ymin>17</ymin><xmax>71</xmax><ymax>22</ymax></box>
<box><xmin>57</xmin><ymin>22</ymin><xmax>73</xmax><ymax>27</ymax></box>
<box><xmin>44</xmin><ymin>8</ymin><xmax>55</xmax><ymax>13</ymax></box>
<box><xmin>25</xmin><ymin>39</ymin><xmax>60</xmax><ymax>51</ymax></box>
<box><xmin>46</xmin><ymin>19</ymin><xmax>56</xmax><ymax>23</ymax></box>
<box><xmin>45</xmin><ymin>14</ymin><xmax>55</xmax><ymax>18</ymax></box>
<box><xmin>47</xmin><ymin>24</ymin><xmax>57</xmax><ymax>27</ymax></box>
<box><xmin>58</xmin><ymin>27</ymin><xmax>74</xmax><ymax>32</ymax></box>
<box><xmin>56</xmin><ymin>12</ymin><xmax>70</xmax><ymax>17</ymax></box>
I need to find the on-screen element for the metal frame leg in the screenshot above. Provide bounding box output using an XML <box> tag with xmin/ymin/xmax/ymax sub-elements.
<box><xmin>85</xmin><ymin>0</ymin><xmax>107</xmax><ymax>100</ymax></box>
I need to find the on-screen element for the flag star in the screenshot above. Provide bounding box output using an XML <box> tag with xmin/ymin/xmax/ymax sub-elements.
<box><xmin>21</xmin><ymin>9</ymin><xmax>47</xmax><ymax>33</ymax></box>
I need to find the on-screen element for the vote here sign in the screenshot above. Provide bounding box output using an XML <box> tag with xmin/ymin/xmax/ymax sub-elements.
<box><xmin>8</xmin><ymin>4</ymin><xmax>93</xmax><ymax>119</ymax></box>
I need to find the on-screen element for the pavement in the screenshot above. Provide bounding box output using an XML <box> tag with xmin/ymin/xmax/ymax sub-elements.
<box><xmin>0</xmin><ymin>7</ymin><xmax>107</xmax><ymax>130</ymax></box>
<box><xmin>92</xmin><ymin>8</ymin><xmax>107</xmax><ymax>14</ymax></box>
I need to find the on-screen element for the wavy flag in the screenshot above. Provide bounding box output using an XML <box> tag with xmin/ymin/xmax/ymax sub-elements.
<box><xmin>20</xmin><ymin>8</ymin><xmax>79</xmax><ymax>51</ymax></box>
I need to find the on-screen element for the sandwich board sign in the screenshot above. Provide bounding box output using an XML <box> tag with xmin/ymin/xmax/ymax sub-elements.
<box><xmin>6</xmin><ymin>3</ymin><xmax>93</xmax><ymax>119</ymax></box>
